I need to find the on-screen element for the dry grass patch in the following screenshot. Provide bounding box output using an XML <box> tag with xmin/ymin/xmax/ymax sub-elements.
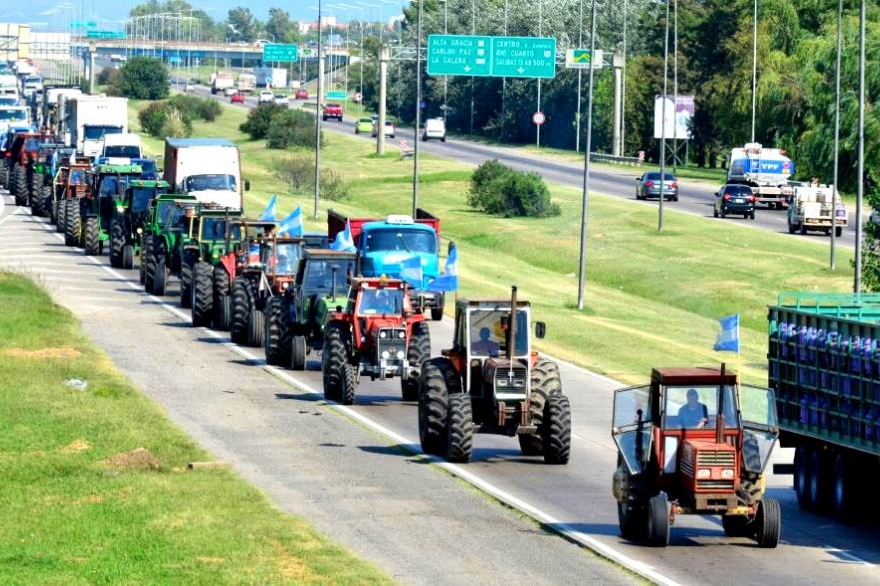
<box><xmin>4</xmin><ymin>347</ymin><xmax>82</xmax><ymax>359</ymax></box>
<box><xmin>102</xmin><ymin>448</ymin><xmax>163</xmax><ymax>471</ymax></box>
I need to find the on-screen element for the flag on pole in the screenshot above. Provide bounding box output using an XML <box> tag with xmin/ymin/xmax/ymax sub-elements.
<box><xmin>430</xmin><ymin>243</ymin><xmax>458</xmax><ymax>292</ymax></box>
<box><xmin>258</xmin><ymin>194</ymin><xmax>277</xmax><ymax>222</ymax></box>
<box><xmin>278</xmin><ymin>206</ymin><xmax>303</xmax><ymax>237</ymax></box>
<box><xmin>713</xmin><ymin>314</ymin><xmax>740</xmax><ymax>352</ymax></box>
<box><xmin>329</xmin><ymin>220</ymin><xmax>357</xmax><ymax>252</ymax></box>
<box><xmin>400</xmin><ymin>255</ymin><xmax>423</xmax><ymax>287</ymax></box>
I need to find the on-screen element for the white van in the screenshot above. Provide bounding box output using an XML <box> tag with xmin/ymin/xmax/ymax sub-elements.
<box><xmin>422</xmin><ymin>117</ymin><xmax>446</xmax><ymax>142</ymax></box>
<box><xmin>99</xmin><ymin>133</ymin><xmax>143</xmax><ymax>159</ymax></box>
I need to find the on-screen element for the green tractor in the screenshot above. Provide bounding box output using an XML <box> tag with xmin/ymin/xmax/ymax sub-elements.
<box><xmin>140</xmin><ymin>195</ymin><xmax>199</xmax><ymax>294</ymax></box>
<box><xmin>80</xmin><ymin>162</ymin><xmax>144</xmax><ymax>256</ymax></box>
<box><xmin>28</xmin><ymin>142</ymin><xmax>62</xmax><ymax>218</ymax></box>
<box><xmin>109</xmin><ymin>178</ymin><xmax>172</xmax><ymax>269</ymax></box>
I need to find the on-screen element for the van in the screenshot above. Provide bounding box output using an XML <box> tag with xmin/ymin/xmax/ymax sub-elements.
<box><xmin>99</xmin><ymin>133</ymin><xmax>143</xmax><ymax>159</ymax></box>
<box><xmin>422</xmin><ymin>117</ymin><xmax>446</xmax><ymax>142</ymax></box>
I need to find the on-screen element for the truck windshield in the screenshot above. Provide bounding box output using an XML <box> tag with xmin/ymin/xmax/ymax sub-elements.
<box><xmin>185</xmin><ymin>174</ymin><xmax>236</xmax><ymax>192</ymax></box>
<box><xmin>104</xmin><ymin>145</ymin><xmax>141</xmax><ymax>158</ymax></box>
<box><xmin>84</xmin><ymin>126</ymin><xmax>123</xmax><ymax>140</ymax></box>
<box><xmin>0</xmin><ymin>109</ymin><xmax>26</xmax><ymax>121</ymax></box>
<box><xmin>364</xmin><ymin>228</ymin><xmax>436</xmax><ymax>254</ymax></box>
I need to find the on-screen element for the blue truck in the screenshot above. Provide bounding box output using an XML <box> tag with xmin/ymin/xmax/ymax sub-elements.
<box><xmin>328</xmin><ymin>208</ymin><xmax>446</xmax><ymax>320</ymax></box>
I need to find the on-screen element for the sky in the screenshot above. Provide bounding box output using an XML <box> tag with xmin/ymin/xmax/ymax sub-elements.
<box><xmin>7</xmin><ymin>2</ymin><xmax>403</xmax><ymax>29</ymax></box>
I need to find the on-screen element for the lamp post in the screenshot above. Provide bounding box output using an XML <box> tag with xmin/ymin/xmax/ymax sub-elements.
<box><xmin>658</xmin><ymin>0</ymin><xmax>670</xmax><ymax>232</ymax></box>
<box><xmin>750</xmin><ymin>0</ymin><xmax>757</xmax><ymax>143</ymax></box>
<box><xmin>439</xmin><ymin>0</ymin><xmax>448</xmax><ymax>122</ymax></box>
<box><xmin>576</xmin><ymin>0</ymin><xmax>598</xmax><ymax>311</ymax></box>
<box><xmin>413</xmin><ymin>0</ymin><xmax>423</xmax><ymax>217</ymax></box>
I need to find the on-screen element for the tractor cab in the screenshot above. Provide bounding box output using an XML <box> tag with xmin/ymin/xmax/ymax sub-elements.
<box><xmin>611</xmin><ymin>365</ymin><xmax>780</xmax><ymax>547</ymax></box>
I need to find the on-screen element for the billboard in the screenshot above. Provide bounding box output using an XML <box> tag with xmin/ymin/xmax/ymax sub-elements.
<box><xmin>654</xmin><ymin>94</ymin><xmax>694</xmax><ymax>140</ymax></box>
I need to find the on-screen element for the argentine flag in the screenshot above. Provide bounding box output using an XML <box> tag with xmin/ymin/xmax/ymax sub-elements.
<box><xmin>329</xmin><ymin>220</ymin><xmax>357</xmax><ymax>252</ymax></box>
<box><xmin>430</xmin><ymin>243</ymin><xmax>458</xmax><ymax>292</ymax></box>
<box><xmin>400</xmin><ymin>255</ymin><xmax>423</xmax><ymax>287</ymax></box>
<box><xmin>258</xmin><ymin>194</ymin><xmax>277</xmax><ymax>222</ymax></box>
<box><xmin>713</xmin><ymin>314</ymin><xmax>740</xmax><ymax>352</ymax></box>
<box><xmin>278</xmin><ymin>206</ymin><xmax>303</xmax><ymax>237</ymax></box>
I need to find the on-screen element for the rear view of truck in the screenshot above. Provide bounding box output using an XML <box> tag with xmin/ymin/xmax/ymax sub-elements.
<box><xmin>727</xmin><ymin>142</ymin><xmax>795</xmax><ymax>209</ymax></box>
<box><xmin>768</xmin><ymin>292</ymin><xmax>880</xmax><ymax>521</ymax></box>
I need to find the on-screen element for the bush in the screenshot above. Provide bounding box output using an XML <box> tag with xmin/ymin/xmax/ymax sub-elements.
<box><xmin>467</xmin><ymin>159</ymin><xmax>559</xmax><ymax>218</ymax></box>
<box><xmin>197</xmin><ymin>98</ymin><xmax>222</xmax><ymax>122</ymax></box>
<box><xmin>240</xmin><ymin>103</ymin><xmax>287</xmax><ymax>140</ymax></box>
<box><xmin>160</xmin><ymin>107</ymin><xmax>192</xmax><ymax>138</ymax></box>
<box><xmin>166</xmin><ymin>94</ymin><xmax>221</xmax><ymax>123</ymax></box>
<box><xmin>111</xmin><ymin>56</ymin><xmax>169</xmax><ymax>100</ymax></box>
<box><xmin>319</xmin><ymin>169</ymin><xmax>351</xmax><ymax>202</ymax></box>
<box><xmin>138</xmin><ymin>102</ymin><xmax>167</xmax><ymax>137</ymax></box>
<box><xmin>266</xmin><ymin>110</ymin><xmax>322</xmax><ymax>150</ymax></box>
<box><xmin>96</xmin><ymin>67</ymin><xmax>121</xmax><ymax>87</ymax></box>
<box><xmin>274</xmin><ymin>155</ymin><xmax>350</xmax><ymax>201</ymax></box>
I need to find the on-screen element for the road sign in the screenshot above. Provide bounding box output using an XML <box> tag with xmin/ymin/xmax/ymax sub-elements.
<box><xmin>427</xmin><ymin>35</ymin><xmax>555</xmax><ymax>79</ymax></box>
<box><xmin>565</xmin><ymin>48</ymin><xmax>604</xmax><ymax>70</ymax></box>
<box><xmin>354</xmin><ymin>92</ymin><xmax>363</xmax><ymax>102</ymax></box>
<box><xmin>263</xmin><ymin>44</ymin><xmax>299</xmax><ymax>63</ymax></box>
<box><xmin>532</xmin><ymin>111</ymin><xmax>545</xmax><ymax>125</ymax></box>
<box><xmin>326</xmin><ymin>90</ymin><xmax>348</xmax><ymax>100</ymax></box>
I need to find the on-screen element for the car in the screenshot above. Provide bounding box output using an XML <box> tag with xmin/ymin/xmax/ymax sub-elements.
<box><xmin>422</xmin><ymin>117</ymin><xmax>446</xmax><ymax>141</ymax></box>
<box><xmin>184</xmin><ymin>83</ymin><xmax>195</xmax><ymax>92</ymax></box>
<box><xmin>273</xmin><ymin>94</ymin><xmax>289</xmax><ymax>106</ymax></box>
<box><xmin>355</xmin><ymin>117</ymin><xmax>373</xmax><ymax>134</ymax></box>
<box><xmin>294</xmin><ymin>89</ymin><xmax>309</xmax><ymax>100</ymax></box>
<box><xmin>223</xmin><ymin>86</ymin><xmax>237</xmax><ymax>97</ymax></box>
<box><xmin>230</xmin><ymin>92</ymin><xmax>245</xmax><ymax>104</ymax></box>
<box><xmin>713</xmin><ymin>183</ymin><xmax>757</xmax><ymax>220</ymax></box>
<box><xmin>372</xmin><ymin>120</ymin><xmax>395</xmax><ymax>138</ymax></box>
<box><xmin>322</xmin><ymin>102</ymin><xmax>343</xmax><ymax>122</ymax></box>
<box><xmin>635</xmin><ymin>171</ymin><xmax>678</xmax><ymax>201</ymax></box>
<box><xmin>258</xmin><ymin>90</ymin><xmax>274</xmax><ymax>104</ymax></box>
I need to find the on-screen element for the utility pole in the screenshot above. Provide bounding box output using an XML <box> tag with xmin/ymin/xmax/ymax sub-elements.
<box><xmin>658</xmin><ymin>0</ymin><xmax>670</xmax><ymax>232</ymax></box>
<box><xmin>314</xmin><ymin>4</ymin><xmax>324</xmax><ymax>220</ymax></box>
<box><xmin>413</xmin><ymin>0</ymin><xmax>423</xmax><ymax>217</ymax></box>
<box><xmin>576</xmin><ymin>0</ymin><xmax>598</xmax><ymax>311</ymax></box>
<box><xmin>377</xmin><ymin>44</ymin><xmax>388</xmax><ymax>155</ymax></box>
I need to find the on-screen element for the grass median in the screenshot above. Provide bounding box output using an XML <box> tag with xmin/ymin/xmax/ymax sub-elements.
<box><xmin>0</xmin><ymin>272</ymin><xmax>392</xmax><ymax>584</ymax></box>
<box><xmin>132</xmin><ymin>99</ymin><xmax>854</xmax><ymax>385</ymax></box>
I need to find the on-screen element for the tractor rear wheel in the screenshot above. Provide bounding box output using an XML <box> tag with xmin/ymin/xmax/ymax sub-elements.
<box><xmin>445</xmin><ymin>393</ymin><xmax>473</xmax><ymax>463</ymax></box>
<box><xmin>151</xmin><ymin>241</ymin><xmax>167</xmax><ymax>296</ymax></box>
<box><xmin>754</xmin><ymin>498</ymin><xmax>781</xmax><ymax>548</ymax></box>
<box><xmin>265</xmin><ymin>297</ymin><xmax>292</xmax><ymax>366</ymax></box>
<box><xmin>543</xmin><ymin>394</ymin><xmax>572</xmax><ymax>464</ymax></box>
<box><xmin>322</xmin><ymin>323</ymin><xmax>352</xmax><ymax>403</ymax></box>
<box><xmin>179</xmin><ymin>250</ymin><xmax>198</xmax><ymax>309</ymax></box>
<box><xmin>520</xmin><ymin>357</ymin><xmax>562</xmax><ymax>456</ymax></box>
<box><xmin>212</xmin><ymin>265</ymin><xmax>231</xmax><ymax>330</ymax></box>
<box><xmin>109</xmin><ymin>218</ymin><xmax>125</xmax><ymax>267</ymax></box>
<box><xmin>247</xmin><ymin>307</ymin><xmax>265</xmax><ymax>347</ymax></box>
<box><xmin>123</xmin><ymin>244</ymin><xmax>134</xmax><ymax>270</ymax></box>
<box><xmin>401</xmin><ymin>320</ymin><xmax>430</xmax><ymax>401</ymax></box>
<box><xmin>83</xmin><ymin>217</ymin><xmax>100</xmax><ymax>256</ymax></box>
<box><xmin>191</xmin><ymin>261</ymin><xmax>214</xmax><ymax>327</ymax></box>
<box><xmin>230</xmin><ymin>278</ymin><xmax>253</xmax><ymax>345</ymax></box>
<box><xmin>40</xmin><ymin>184</ymin><xmax>52</xmax><ymax>217</ymax></box>
<box><xmin>419</xmin><ymin>357</ymin><xmax>461</xmax><ymax>456</ymax></box>
<box><xmin>12</xmin><ymin>165</ymin><xmax>27</xmax><ymax>205</ymax></box>
<box><xmin>647</xmin><ymin>495</ymin><xmax>670</xmax><ymax>547</ymax></box>
<box><xmin>291</xmin><ymin>335</ymin><xmax>307</xmax><ymax>370</ymax></box>
<box><xmin>64</xmin><ymin>200</ymin><xmax>80</xmax><ymax>247</ymax></box>
<box><xmin>140</xmin><ymin>236</ymin><xmax>151</xmax><ymax>286</ymax></box>
<box><xmin>55</xmin><ymin>199</ymin><xmax>65</xmax><ymax>232</ymax></box>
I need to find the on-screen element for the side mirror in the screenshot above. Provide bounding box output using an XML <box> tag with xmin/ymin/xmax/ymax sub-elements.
<box><xmin>534</xmin><ymin>321</ymin><xmax>546</xmax><ymax>339</ymax></box>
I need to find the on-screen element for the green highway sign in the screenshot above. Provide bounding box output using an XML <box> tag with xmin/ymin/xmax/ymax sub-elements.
<box><xmin>565</xmin><ymin>48</ymin><xmax>604</xmax><ymax>70</ymax></box>
<box><xmin>326</xmin><ymin>90</ymin><xmax>348</xmax><ymax>100</ymax></box>
<box><xmin>427</xmin><ymin>35</ymin><xmax>556</xmax><ymax>79</ymax></box>
<box><xmin>263</xmin><ymin>43</ymin><xmax>299</xmax><ymax>63</ymax></box>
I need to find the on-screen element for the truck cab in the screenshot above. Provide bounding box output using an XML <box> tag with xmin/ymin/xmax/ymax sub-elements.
<box><xmin>99</xmin><ymin>133</ymin><xmax>143</xmax><ymax>159</ymax></box>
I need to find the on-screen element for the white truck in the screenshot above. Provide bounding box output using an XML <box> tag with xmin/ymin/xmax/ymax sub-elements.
<box><xmin>163</xmin><ymin>138</ymin><xmax>249</xmax><ymax>211</ymax></box>
<box><xmin>253</xmin><ymin>66</ymin><xmax>288</xmax><ymax>89</ymax></box>
<box><xmin>65</xmin><ymin>95</ymin><xmax>129</xmax><ymax>158</ymax></box>
<box><xmin>210</xmin><ymin>71</ymin><xmax>235</xmax><ymax>95</ymax></box>
<box><xmin>237</xmin><ymin>73</ymin><xmax>257</xmax><ymax>95</ymax></box>
<box><xmin>0</xmin><ymin>105</ymin><xmax>29</xmax><ymax>135</ymax></box>
<box><xmin>786</xmin><ymin>183</ymin><xmax>847</xmax><ymax>237</ymax></box>
<box><xmin>99</xmin><ymin>133</ymin><xmax>143</xmax><ymax>159</ymax></box>
<box><xmin>727</xmin><ymin>142</ymin><xmax>795</xmax><ymax>209</ymax></box>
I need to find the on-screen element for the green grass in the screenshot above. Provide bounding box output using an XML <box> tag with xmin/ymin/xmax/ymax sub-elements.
<box><xmin>130</xmin><ymin>99</ymin><xmax>855</xmax><ymax>386</ymax></box>
<box><xmin>0</xmin><ymin>272</ymin><xmax>392</xmax><ymax>585</ymax></box>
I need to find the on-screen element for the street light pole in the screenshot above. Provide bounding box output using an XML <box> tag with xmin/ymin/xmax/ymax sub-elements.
<box><xmin>855</xmin><ymin>0</ymin><xmax>866</xmax><ymax>293</ymax></box>
<box><xmin>751</xmin><ymin>0</ymin><xmax>757</xmax><ymax>143</ymax></box>
<box><xmin>314</xmin><ymin>0</ymin><xmax>324</xmax><ymax>220</ymax></box>
<box><xmin>830</xmin><ymin>0</ymin><xmax>842</xmax><ymax>271</ymax></box>
<box><xmin>658</xmin><ymin>0</ymin><xmax>670</xmax><ymax>232</ymax></box>
<box><xmin>413</xmin><ymin>0</ymin><xmax>423</xmax><ymax>217</ymax></box>
<box><xmin>576</xmin><ymin>0</ymin><xmax>598</xmax><ymax>311</ymax></box>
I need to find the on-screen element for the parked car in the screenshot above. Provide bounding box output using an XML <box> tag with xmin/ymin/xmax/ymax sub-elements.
<box><xmin>323</xmin><ymin>102</ymin><xmax>343</xmax><ymax>122</ymax></box>
<box><xmin>713</xmin><ymin>184</ymin><xmax>757</xmax><ymax>220</ymax></box>
<box><xmin>273</xmin><ymin>94</ymin><xmax>290</xmax><ymax>107</ymax></box>
<box><xmin>230</xmin><ymin>92</ymin><xmax>245</xmax><ymax>104</ymax></box>
<box><xmin>294</xmin><ymin>89</ymin><xmax>309</xmax><ymax>100</ymax></box>
<box><xmin>355</xmin><ymin>118</ymin><xmax>373</xmax><ymax>134</ymax></box>
<box><xmin>635</xmin><ymin>171</ymin><xmax>679</xmax><ymax>201</ymax></box>
<box><xmin>258</xmin><ymin>90</ymin><xmax>274</xmax><ymax>104</ymax></box>
<box><xmin>422</xmin><ymin>117</ymin><xmax>446</xmax><ymax>142</ymax></box>
<box><xmin>372</xmin><ymin>120</ymin><xmax>395</xmax><ymax>138</ymax></box>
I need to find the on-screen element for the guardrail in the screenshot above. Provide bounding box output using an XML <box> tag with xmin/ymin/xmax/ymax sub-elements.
<box><xmin>589</xmin><ymin>153</ymin><xmax>643</xmax><ymax>166</ymax></box>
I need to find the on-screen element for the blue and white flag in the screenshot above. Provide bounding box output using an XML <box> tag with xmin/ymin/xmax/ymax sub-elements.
<box><xmin>258</xmin><ymin>194</ymin><xmax>277</xmax><ymax>222</ymax></box>
<box><xmin>430</xmin><ymin>243</ymin><xmax>458</xmax><ymax>292</ymax></box>
<box><xmin>278</xmin><ymin>206</ymin><xmax>303</xmax><ymax>237</ymax></box>
<box><xmin>329</xmin><ymin>220</ymin><xmax>357</xmax><ymax>252</ymax></box>
<box><xmin>713</xmin><ymin>314</ymin><xmax>740</xmax><ymax>352</ymax></box>
<box><xmin>400</xmin><ymin>255</ymin><xmax>423</xmax><ymax>287</ymax></box>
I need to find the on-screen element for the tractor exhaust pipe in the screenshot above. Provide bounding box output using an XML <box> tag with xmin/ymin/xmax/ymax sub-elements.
<box><xmin>507</xmin><ymin>286</ymin><xmax>517</xmax><ymax>361</ymax></box>
<box><xmin>716</xmin><ymin>362</ymin><xmax>726</xmax><ymax>444</ymax></box>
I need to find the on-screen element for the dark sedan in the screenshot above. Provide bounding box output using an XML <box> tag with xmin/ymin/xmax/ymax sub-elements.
<box><xmin>713</xmin><ymin>184</ymin><xmax>756</xmax><ymax>220</ymax></box>
<box><xmin>635</xmin><ymin>171</ymin><xmax>678</xmax><ymax>201</ymax></box>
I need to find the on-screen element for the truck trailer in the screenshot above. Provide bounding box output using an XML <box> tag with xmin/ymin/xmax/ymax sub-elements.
<box><xmin>727</xmin><ymin>142</ymin><xmax>795</xmax><ymax>209</ymax></box>
<box><xmin>163</xmin><ymin>137</ymin><xmax>248</xmax><ymax>211</ymax></box>
<box><xmin>768</xmin><ymin>292</ymin><xmax>880</xmax><ymax>521</ymax></box>
<box><xmin>65</xmin><ymin>95</ymin><xmax>128</xmax><ymax>158</ymax></box>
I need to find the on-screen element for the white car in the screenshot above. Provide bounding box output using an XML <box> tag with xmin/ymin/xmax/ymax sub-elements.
<box><xmin>372</xmin><ymin>120</ymin><xmax>395</xmax><ymax>138</ymax></box>
<box><xmin>422</xmin><ymin>117</ymin><xmax>446</xmax><ymax>142</ymax></box>
<box><xmin>258</xmin><ymin>90</ymin><xmax>274</xmax><ymax>104</ymax></box>
<box><xmin>223</xmin><ymin>86</ymin><xmax>237</xmax><ymax>97</ymax></box>
<box><xmin>273</xmin><ymin>94</ymin><xmax>290</xmax><ymax>107</ymax></box>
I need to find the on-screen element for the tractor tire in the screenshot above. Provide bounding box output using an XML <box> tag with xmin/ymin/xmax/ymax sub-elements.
<box><xmin>445</xmin><ymin>393</ymin><xmax>473</xmax><ymax>463</ymax></box>
<box><xmin>179</xmin><ymin>250</ymin><xmax>198</xmax><ymax>309</ymax></box>
<box><xmin>64</xmin><ymin>200</ymin><xmax>80</xmax><ymax>247</ymax></box>
<box><xmin>291</xmin><ymin>335</ymin><xmax>307</xmax><ymax>371</ymax></box>
<box><xmin>264</xmin><ymin>297</ymin><xmax>292</xmax><ymax>367</ymax></box>
<box><xmin>754</xmin><ymin>498</ymin><xmax>781</xmax><ymax>548</ymax></box>
<box><xmin>191</xmin><ymin>261</ymin><xmax>214</xmax><ymax>327</ymax></box>
<box><xmin>55</xmin><ymin>199</ymin><xmax>65</xmax><ymax>232</ymax></box>
<box><xmin>542</xmin><ymin>394</ymin><xmax>572</xmax><ymax>464</ymax></box>
<box><xmin>12</xmin><ymin>165</ymin><xmax>27</xmax><ymax>205</ymax></box>
<box><xmin>430</xmin><ymin>294</ymin><xmax>444</xmax><ymax>321</ymax></box>
<box><xmin>30</xmin><ymin>184</ymin><xmax>45</xmax><ymax>217</ymax></box>
<box><xmin>109</xmin><ymin>218</ymin><xmax>125</xmax><ymax>268</ymax></box>
<box><xmin>123</xmin><ymin>244</ymin><xmax>134</xmax><ymax>270</ymax></box>
<box><xmin>151</xmin><ymin>241</ymin><xmax>167</xmax><ymax>296</ymax></box>
<box><xmin>230</xmin><ymin>278</ymin><xmax>254</xmax><ymax>345</ymax></box>
<box><xmin>83</xmin><ymin>217</ymin><xmax>100</xmax><ymax>256</ymax></box>
<box><xmin>419</xmin><ymin>357</ymin><xmax>461</xmax><ymax>456</ymax></box>
<box><xmin>322</xmin><ymin>323</ymin><xmax>352</xmax><ymax>403</ymax></box>
<box><xmin>141</xmin><ymin>236</ymin><xmax>152</xmax><ymax>288</ymax></box>
<box><xmin>647</xmin><ymin>495</ymin><xmax>670</xmax><ymax>547</ymax></box>
<box><xmin>49</xmin><ymin>193</ymin><xmax>58</xmax><ymax>225</ymax></box>
<box><xmin>793</xmin><ymin>445</ymin><xmax>812</xmax><ymax>510</ymax></box>
<box><xmin>519</xmin><ymin>357</ymin><xmax>561</xmax><ymax>456</ymax></box>
<box><xmin>212</xmin><ymin>265</ymin><xmax>231</xmax><ymax>330</ymax></box>
<box><xmin>247</xmin><ymin>307</ymin><xmax>264</xmax><ymax>347</ymax></box>
<box><xmin>39</xmin><ymin>183</ymin><xmax>52</xmax><ymax>217</ymax></box>
<box><xmin>401</xmin><ymin>320</ymin><xmax>430</xmax><ymax>401</ymax></box>
<box><xmin>0</xmin><ymin>159</ymin><xmax>6</xmax><ymax>189</ymax></box>
<box><xmin>722</xmin><ymin>514</ymin><xmax>754</xmax><ymax>538</ymax></box>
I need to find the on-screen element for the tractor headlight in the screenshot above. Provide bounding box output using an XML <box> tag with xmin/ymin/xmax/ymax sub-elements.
<box><xmin>696</xmin><ymin>469</ymin><xmax>711</xmax><ymax>479</ymax></box>
<box><xmin>396</xmin><ymin>350</ymin><xmax>405</xmax><ymax>360</ymax></box>
<box><xmin>513</xmin><ymin>379</ymin><xmax>526</xmax><ymax>388</ymax></box>
<box><xmin>397</xmin><ymin>330</ymin><xmax>406</xmax><ymax>339</ymax></box>
<box><xmin>282</xmin><ymin>282</ymin><xmax>289</xmax><ymax>290</ymax></box>
<box><xmin>381</xmin><ymin>350</ymin><xmax>390</xmax><ymax>359</ymax></box>
<box><xmin>496</xmin><ymin>379</ymin><xmax>509</xmax><ymax>389</ymax></box>
<box><xmin>136</xmin><ymin>228</ymin><xmax>143</xmax><ymax>234</ymax></box>
<box><xmin>721</xmin><ymin>469</ymin><xmax>735</xmax><ymax>479</ymax></box>
<box><xmin>379</xmin><ymin>331</ymin><xmax>387</xmax><ymax>339</ymax></box>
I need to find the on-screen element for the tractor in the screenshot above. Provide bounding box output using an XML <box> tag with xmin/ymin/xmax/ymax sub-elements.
<box><xmin>417</xmin><ymin>286</ymin><xmax>571</xmax><ymax>465</ymax></box>
<box><xmin>140</xmin><ymin>195</ymin><xmax>199</xmax><ymax>294</ymax></box>
<box><xmin>46</xmin><ymin>147</ymin><xmax>77</xmax><ymax>225</ymax></box>
<box><xmin>27</xmin><ymin>142</ymin><xmax>62</xmax><ymax>217</ymax></box>
<box><xmin>611</xmin><ymin>365</ymin><xmax>781</xmax><ymax>548</ymax></box>
<box><xmin>54</xmin><ymin>160</ymin><xmax>91</xmax><ymax>240</ymax></box>
<box><xmin>6</xmin><ymin>131</ymin><xmax>48</xmax><ymax>206</ymax></box>
<box><xmin>79</xmin><ymin>162</ymin><xmax>144</xmax><ymax>255</ymax></box>
<box><xmin>108</xmin><ymin>178</ymin><xmax>171</xmax><ymax>269</ymax></box>
<box><xmin>321</xmin><ymin>277</ymin><xmax>431</xmax><ymax>405</ymax></box>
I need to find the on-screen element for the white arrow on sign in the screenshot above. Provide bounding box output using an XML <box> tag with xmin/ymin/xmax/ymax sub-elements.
<box><xmin>517</xmin><ymin>67</ymin><xmax>525</xmax><ymax>74</ymax></box>
<box><xmin>464</xmin><ymin>65</ymin><xmax>471</xmax><ymax>72</ymax></box>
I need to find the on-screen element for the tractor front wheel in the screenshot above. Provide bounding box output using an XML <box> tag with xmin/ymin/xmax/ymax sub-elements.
<box><xmin>191</xmin><ymin>261</ymin><xmax>214</xmax><ymax>327</ymax></box>
<box><xmin>55</xmin><ymin>199</ymin><xmax>65</xmax><ymax>232</ymax></box>
<box><xmin>618</xmin><ymin>500</ymin><xmax>647</xmax><ymax>541</ymax></box>
<box><xmin>230</xmin><ymin>278</ymin><xmax>253</xmax><ymax>345</ymax></box>
<box><xmin>419</xmin><ymin>357</ymin><xmax>461</xmax><ymax>456</ymax></box>
<box><xmin>520</xmin><ymin>357</ymin><xmax>561</xmax><ymax>456</ymax></box>
<box><xmin>754</xmin><ymin>498</ymin><xmax>781</xmax><ymax>548</ymax></box>
<box><xmin>264</xmin><ymin>297</ymin><xmax>292</xmax><ymax>367</ymax></box>
<box><xmin>445</xmin><ymin>393</ymin><xmax>473</xmax><ymax>463</ymax></box>
<box><xmin>401</xmin><ymin>320</ymin><xmax>430</xmax><ymax>401</ymax></box>
<box><xmin>542</xmin><ymin>394</ymin><xmax>572</xmax><ymax>464</ymax></box>
<box><xmin>64</xmin><ymin>200</ymin><xmax>80</xmax><ymax>247</ymax></box>
<box><xmin>212</xmin><ymin>265</ymin><xmax>231</xmax><ymax>330</ymax></box>
<box><xmin>12</xmin><ymin>165</ymin><xmax>27</xmax><ymax>205</ymax></box>
<box><xmin>122</xmin><ymin>244</ymin><xmax>134</xmax><ymax>270</ymax></box>
<box><xmin>83</xmin><ymin>217</ymin><xmax>100</xmax><ymax>256</ymax></box>
<box><xmin>647</xmin><ymin>495</ymin><xmax>670</xmax><ymax>547</ymax></box>
<box><xmin>247</xmin><ymin>306</ymin><xmax>265</xmax><ymax>348</ymax></box>
<box><xmin>322</xmin><ymin>323</ymin><xmax>353</xmax><ymax>403</ymax></box>
<box><xmin>109</xmin><ymin>219</ymin><xmax>125</xmax><ymax>267</ymax></box>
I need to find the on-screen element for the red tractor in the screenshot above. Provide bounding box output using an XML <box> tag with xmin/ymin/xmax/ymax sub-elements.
<box><xmin>611</xmin><ymin>365</ymin><xmax>781</xmax><ymax>547</ymax></box>
<box><xmin>322</xmin><ymin>277</ymin><xmax>431</xmax><ymax>405</ymax></box>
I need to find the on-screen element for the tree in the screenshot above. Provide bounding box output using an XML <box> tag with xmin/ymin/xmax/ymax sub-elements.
<box><xmin>227</xmin><ymin>7</ymin><xmax>257</xmax><ymax>42</ymax></box>
<box><xmin>265</xmin><ymin>8</ymin><xmax>301</xmax><ymax>44</ymax></box>
<box><xmin>112</xmin><ymin>56</ymin><xmax>169</xmax><ymax>100</ymax></box>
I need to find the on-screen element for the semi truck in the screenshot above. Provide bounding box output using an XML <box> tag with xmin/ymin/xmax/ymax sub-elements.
<box><xmin>253</xmin><ymin>66</ymin><xmax>288</xmax><ymax>89</ymax></box>
<box><xmin>163</xmin><ymin>137</ymin><xmax>248</xmax><ymax>211</ymax></box>
<box><xmin>40</xmin><ymin>85</ymin><xmax>81</xmax><ymax>135</ymax></box>
<box><xmin>327</xmin><ymin>208</ymin><xmax>446</xmax><ymax>320</ymax></box>
<box><xmin>210</xmin><ymin>71</ymin><xmax>235</xmax><ymax>95</ymax></box>
<box><xmin>237</xmin><ymin>73</ymin><xmax>257</xmax><ymax>95</ymax></box>
<box><xmin>727</xmin><ymin>142</ymin><xmax>795</xmax><ymax>209</ymax></box>
<box><xmin>65</xmin><ymin>95</ymin><xmax>128</xmax><ymax>158</ymax></box>
<box><xmin>768</xmin><ymin>292</ymin><xmax>880</xmax><ymax>522</ymax></box>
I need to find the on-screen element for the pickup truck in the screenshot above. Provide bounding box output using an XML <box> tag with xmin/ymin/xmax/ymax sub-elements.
<box><xmin>786</xmin><ymin>184</ymin><xmax>847</xmax><ymax>237</ymax></box>
<box><xmin>322</xmin><ymin>102</ymin><xmax>343</xmax><ymax>122</ymax></box>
